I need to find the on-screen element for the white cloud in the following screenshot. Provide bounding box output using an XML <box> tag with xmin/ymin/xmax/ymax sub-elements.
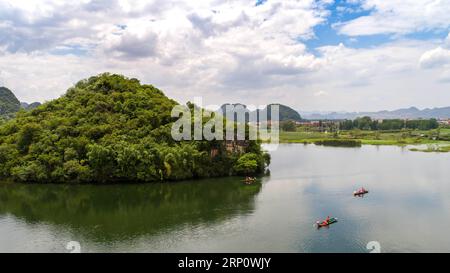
<box><xmin>0</xmin><ymin>0</ymin><xmax>331</xmax><ymax>101</ymax></box>
<box><xmin>336</xmin><ymin>0</ymin><xmax>450</xmax><ymax>36</ymax></box>
<box><xmin>0</xmin><ymin>0</ymin><xmax>450</xmax><ymax>112</ymax></box>
<box><xmin>103</xmin><ymin>22</ymin><xmax>159</xmax><ymax>59</ymax></box>
<box><xmin>314</xmin><ymin>90</ymin><xmax>328</xmax><ymax>97</ymax></box>
<box><xmin>419</xmin><ymin>46</ymin><xmax>450</xmax><ymax>69</ymax></box>
<box><xmin>297</xmin><ymin>39</ymin><xmax>450</xmax><ymax>111</ymax></box>
<box><xmin>419</xmin><ymin>34</ymin><xmax>450</xmax><ymax>83</ymax></box>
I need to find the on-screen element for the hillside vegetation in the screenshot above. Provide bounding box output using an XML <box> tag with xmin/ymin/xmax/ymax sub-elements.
<box><xmin>0</xmin><ymin>73</ymin><xmax>269</xmax><ymax>183</ymax></box>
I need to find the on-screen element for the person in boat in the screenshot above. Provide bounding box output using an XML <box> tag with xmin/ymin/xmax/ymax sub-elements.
<box><xmin>322</xmin><ymin>216</ymin><xmax>330</xmax><ymax>225</ymax></box>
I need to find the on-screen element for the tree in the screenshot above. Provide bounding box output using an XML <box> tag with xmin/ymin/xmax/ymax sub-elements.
<box><xmin>17</xmin><ymin>123</ymin><xmax>41</xmax><ymax>153</ymax></box>
<box><xmin>339</xmin><ymin>120</ymin><xmax>353</xmax><ymax>130</ymax></box>
<box><xmin>280</xmin><ymin>120</ymin><xmax>297</xmax><ymax>132</ymax></box>
<box><xmin>234</xmin><ymin>153</ymin><xmax>259</xmax><ymax>175</ymax></box>
<box><xmin>353</xmin><ymin>116</ymin><xmax>373</xmax><ymax>130</ymax></box>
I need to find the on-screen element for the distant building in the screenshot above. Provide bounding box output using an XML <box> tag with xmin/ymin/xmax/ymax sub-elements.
<box><xmin>438</xmin><ymin>119</ymin><xmax>450</xmax><ymax>125</ymax></box>
<box><xmin>296</xmin><ymin>121</ymin><xmax>321</xmax><ymax>127</ymax></box>
<box><xmin>296</xmin><ymin>120</ymin><xmax>343</xmax><ymax>127</ymax></box>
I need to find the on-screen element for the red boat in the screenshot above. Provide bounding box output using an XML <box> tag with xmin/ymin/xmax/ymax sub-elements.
<box><xmin>353</xmin><ymin>188</ymin><xmax>369</xmax><ymax>196</ymax></box>
<box><xmin>316</xmin><ymin>217</ymin><xmax>338</xmax><ymax>228</ymax></box>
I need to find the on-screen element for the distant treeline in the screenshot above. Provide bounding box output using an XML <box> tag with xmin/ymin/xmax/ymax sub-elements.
<box><xmin>339</xmin><ymin>117</ymin><xmax>439</xmax><ymax>131</ymax></box>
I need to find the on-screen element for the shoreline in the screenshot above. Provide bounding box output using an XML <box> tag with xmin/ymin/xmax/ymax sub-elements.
<box><xmin>266</xmin><ymin>139</ymin><xmax>450</xmax><ymax>153</ymax></box>
<box><xmin>0</xmin><ymin>174</ymin><xmax>268</xmax><ymax>186</ymax></box>
<box><xmin>273</xmin><ymin>128</ymin><xmax>450</xmax><ymax>152</ymax></box>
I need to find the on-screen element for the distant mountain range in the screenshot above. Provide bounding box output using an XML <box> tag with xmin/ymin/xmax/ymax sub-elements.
<box><xmin>0</xmin><ymin>86</ymin><xmax>41</xmax><ymax>117</ymax></box>
<box><xmin>20</xmin><ymin>101</ymin><xmax>42</xmax><ymax>110</ymax></box>
<box><xmin>300</xmin><ymin>107</ymin><xmax>450</xmax><ymax>120</ymax></box>
<box><xmin>3</xmin><ymin>86</ymin><xmax>449</xmax><ymax>122</ymax></box>
<box><xmin>218</xmin><ymin>103</ymin><xmax>450</xmax><ymax>121</ymax></box>
<box><xmin>219</xmin><ymin>103</ymin><xmax>302</xmax><ymax>122</ymax></box>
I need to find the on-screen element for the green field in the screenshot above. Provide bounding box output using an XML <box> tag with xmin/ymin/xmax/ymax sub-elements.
<box><xmin>277</xmin><ymin>128</ymin><xmax>450</xmax><ymax>152</ymax></box>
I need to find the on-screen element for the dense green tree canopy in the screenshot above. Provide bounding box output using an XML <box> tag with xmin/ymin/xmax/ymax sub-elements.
<box><xmin>0</xmin><ymin>73</ymin><xmax>269</xmax><ymax>183</ymax></box>
<box><xmin>280</xmin><ymin>120</ymin><xmax>297</xmax><ymax>132</ymax></box>
<box><xmin>339</xmin><ymin>116</ymin><xmax>439</xmax><ymax>131</ymax></box>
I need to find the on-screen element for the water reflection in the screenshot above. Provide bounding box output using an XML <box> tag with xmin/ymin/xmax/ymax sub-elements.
<box><xmin>1</xmin><ymin>144</ymin><xmax>450</xmax><ymax>252</ymax></box>
<box><xmin>0</xmin><ymin>178</ymin><xmax>262</xmax><ymax>251</ymax></box>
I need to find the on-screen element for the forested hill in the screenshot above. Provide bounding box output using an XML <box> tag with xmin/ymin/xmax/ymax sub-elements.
<box><xmin>0</xmin><ymin>87</ymin><xmax>21</xmax><ymax>115</ymax></box>
<box><xmin>0</xmin><ymin>87</ymin><xmax>42</xmax><ymax>122</ymax></box>
<box><xmin>266</xmin><ymin>104</ymin><xmax>302</xmax><ymax>121</ymax></box>
<box><xmin>0</xmin><ymin>73</ymin><xmax>269</xmax><ymax>183</ymax></box>
<box><xmin>219</xmin><ymin>103</ymin><xmax>302</xmax><ymax>122</ymax></box>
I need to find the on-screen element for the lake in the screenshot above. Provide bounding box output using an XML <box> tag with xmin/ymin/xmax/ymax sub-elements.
<box><xmin>1</xmin><ymin>144</ymin><xmax>449</xmax><ymax>253</ymax></box>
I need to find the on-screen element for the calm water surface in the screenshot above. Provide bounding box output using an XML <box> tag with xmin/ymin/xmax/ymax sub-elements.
<box><xmin>1</xmin><ymin>144</ymin><xmax>450</xmax><ymax>253</ymax></box>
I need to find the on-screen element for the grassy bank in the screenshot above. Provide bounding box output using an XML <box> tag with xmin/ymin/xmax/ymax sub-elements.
<box><xmin>410</xmin><ymin>145</ymin><xmax>450</xmax><ymax>153</ymax></box>
<box><xmin>276</xmin><ymin>128</ymin><xmax>450</xmax><ymax>151</ymax></box>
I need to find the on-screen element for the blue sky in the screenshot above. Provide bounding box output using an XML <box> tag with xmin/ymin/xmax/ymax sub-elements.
<box><xmin>1</xmin><ymin>0</ymin><xmax>450</xmax><ymax>111</ymax></box>
<box><xmin>304</xmin><ymin>0</ymin><xmax>449</xmax><ymax>53</ymax></box>
<box><xmin>304</xmin><ymin>0</ymin><xmax>386</xmax><ymax>52</ymax></box>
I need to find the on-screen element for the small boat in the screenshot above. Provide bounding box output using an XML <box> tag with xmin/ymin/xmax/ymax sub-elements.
<box><xmin>243</xmin><ymin>177</ymin><xmax>256</xmax><ymax>184</ymax></box>
<box><xmin>316</xmin><ymin>217</ymin><xmax>338</xmax><ymax>228</ymax></box>
<box><xmin>353</xmin><ymin>188</ymin><xmax>369</xmax><ymax>196</ymax></box>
